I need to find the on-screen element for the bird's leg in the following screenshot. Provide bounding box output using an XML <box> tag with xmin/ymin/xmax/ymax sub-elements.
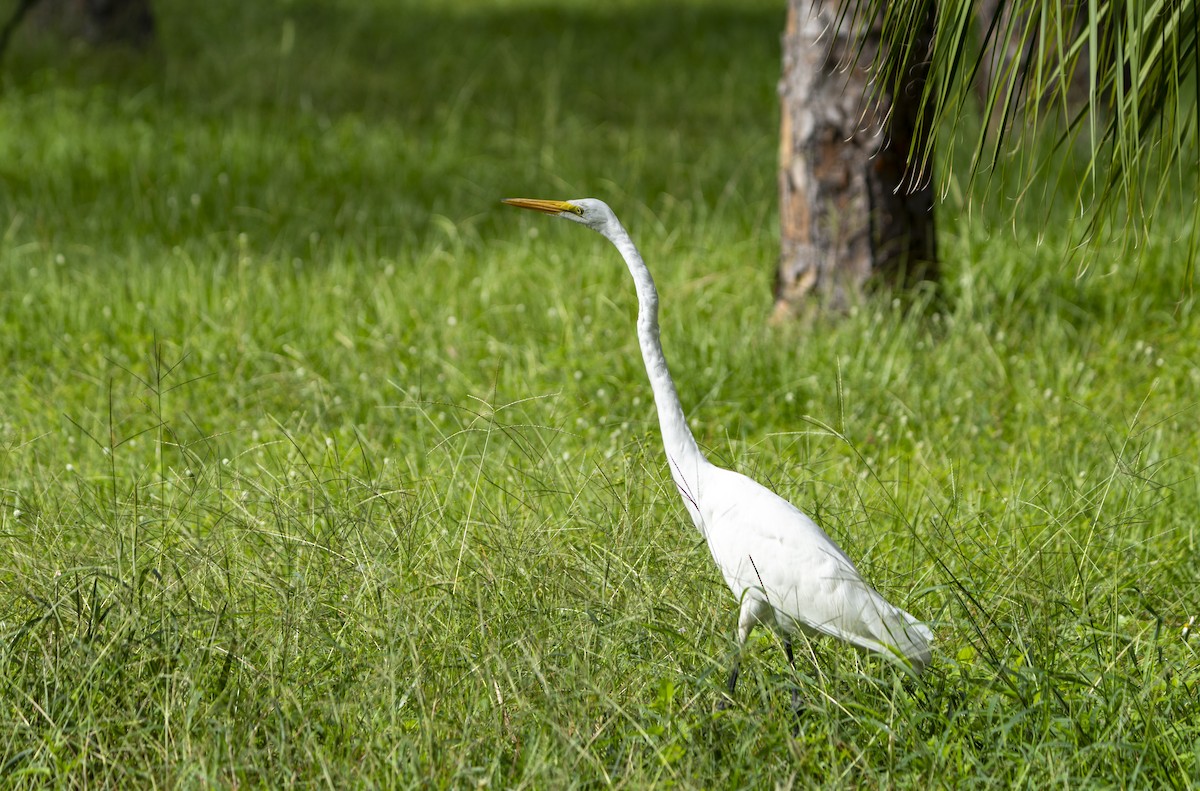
<box><xmin>718</xmin><ymin>618</ymin><xmax>752</xmax><ymax>711</ymax></box>
<box><xmin>716</xmin><ymin>651</ymin><xmax>740</xmax><ymax>711</ymax></box>
<box><xmin>784</xmin><ymin>639</ymin><xmax>806</xmax><ymax>725</ymax></box>
<box><xmin>724</xmin><ymin>659</ymin><xmax>740</xmax><ymax>699</ymax></box>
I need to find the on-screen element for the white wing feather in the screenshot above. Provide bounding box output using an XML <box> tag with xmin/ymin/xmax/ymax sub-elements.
<box><xmin>693</xmin><ymin>464</ymin><xmax>933</xmax><ymax>672</ymax></box>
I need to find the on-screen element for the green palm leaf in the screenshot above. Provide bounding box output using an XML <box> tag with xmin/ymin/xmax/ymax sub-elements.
<box><xmin>851</xmin><ymin>0</ymin><xmax>1197</xmax><ymax>244</ymax></box>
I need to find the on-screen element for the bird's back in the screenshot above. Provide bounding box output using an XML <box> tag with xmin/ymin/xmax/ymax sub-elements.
<box><xmin>689</xmin><ymin>463</ymin><xmax>933</xmax><ymax>672</ymax></box>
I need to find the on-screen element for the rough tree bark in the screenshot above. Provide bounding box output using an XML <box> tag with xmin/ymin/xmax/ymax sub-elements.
<box><xmin>774</xmin><ymin>0</ymin><xmax>937</xmax><ymax>320</ymax></box>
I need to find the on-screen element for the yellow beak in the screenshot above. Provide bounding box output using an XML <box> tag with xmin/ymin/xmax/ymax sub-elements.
<box><xmin>501</xmin><ymin>198</ymin><xmax>577</xmax><ymax>215</ymax></box>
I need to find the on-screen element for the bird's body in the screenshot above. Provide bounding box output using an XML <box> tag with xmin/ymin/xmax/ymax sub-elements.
<box><xmin>503</xmin><ymin>196</ymin><xmax>932</xmax><ymax>693</ymax></box>
<box><xmin>683</xmin><ymin>461</ymin><xmax>931</xmax><ymax>669</ymax></box>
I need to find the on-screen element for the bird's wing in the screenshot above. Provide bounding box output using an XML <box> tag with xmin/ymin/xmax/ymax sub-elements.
<box><xmin>698</xmin><ymin>466</ymin><xmax>933</xmax><ymax>672</ymax></box>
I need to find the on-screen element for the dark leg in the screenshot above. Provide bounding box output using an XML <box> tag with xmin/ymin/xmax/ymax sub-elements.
<box><xmin>784</xmin><ymin>640</ymin><xmax>806</xmax><ymax>726</ymax></box>
<box><xmin>717</xmin><ymin>658</ymin><xmax>740</xmax><ymax>710</ymax></box>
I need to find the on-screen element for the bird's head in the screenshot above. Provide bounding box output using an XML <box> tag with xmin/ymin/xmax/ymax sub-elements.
<box><xmin>502</xmin><ymin>197</ymin><xmax>617</xmax><ymax>234</ymax></box>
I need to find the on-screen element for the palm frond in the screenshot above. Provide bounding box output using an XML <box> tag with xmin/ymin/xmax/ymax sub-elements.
<box><xmin>847</xmin><ymin>0</ymin><xmax>1198</xmax><ymax>244</ymax></box>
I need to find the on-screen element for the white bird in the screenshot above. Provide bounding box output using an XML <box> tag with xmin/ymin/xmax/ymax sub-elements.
<box><xmin>503</xmin><ymin>197</ymin><xmax>933</xmax><ymax>705</ymax></box>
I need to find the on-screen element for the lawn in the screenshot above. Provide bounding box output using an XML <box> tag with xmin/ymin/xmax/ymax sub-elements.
<box><xmin>0</xmin><ymin>0</ymin><xmax>1197</xmax><ymax>787</ymax></box>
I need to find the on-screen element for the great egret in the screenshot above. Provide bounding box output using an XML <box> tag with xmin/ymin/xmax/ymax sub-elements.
<box><xmin>502</xmin><ymin>197</ymin><xmax>933</xmax><ymax>705</ymax></box>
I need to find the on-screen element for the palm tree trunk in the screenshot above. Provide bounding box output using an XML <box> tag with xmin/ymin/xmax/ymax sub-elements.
<box><xmin>774</xmin><ymin>0</ymin><xmax>937</xmax><ymax>319</ymax></box>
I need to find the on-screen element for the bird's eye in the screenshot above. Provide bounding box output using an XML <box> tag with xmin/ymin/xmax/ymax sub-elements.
<box><xmin>570</xmin><ymin>206</ymin><xmax>584</xmax><ymax>216</ymax></box>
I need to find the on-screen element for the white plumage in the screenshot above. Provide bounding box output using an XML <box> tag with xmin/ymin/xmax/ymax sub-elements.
<box><xmin>503</xmin><ymin>196</ymin><xmax>933</xmax><ymax>700</ymax></box>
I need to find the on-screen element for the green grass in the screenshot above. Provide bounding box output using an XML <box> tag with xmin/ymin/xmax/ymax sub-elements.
<box><xmin>1</xmin><ymin>0</ymin><xmax>1198</xmax><ymax>787</ymax></box>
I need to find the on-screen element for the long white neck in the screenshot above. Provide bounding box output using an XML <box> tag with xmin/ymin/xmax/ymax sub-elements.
<box><xmin>599</xmin><ymin>218</ymin><xmax>707</xmax><ymax>503</ymax></box>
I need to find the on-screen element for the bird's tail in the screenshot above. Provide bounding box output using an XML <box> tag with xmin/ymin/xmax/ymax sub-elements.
<box><xmin>879</xmin><ymin>608</ymin><xmax>933</xmax><ymax>675</ymax></box>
